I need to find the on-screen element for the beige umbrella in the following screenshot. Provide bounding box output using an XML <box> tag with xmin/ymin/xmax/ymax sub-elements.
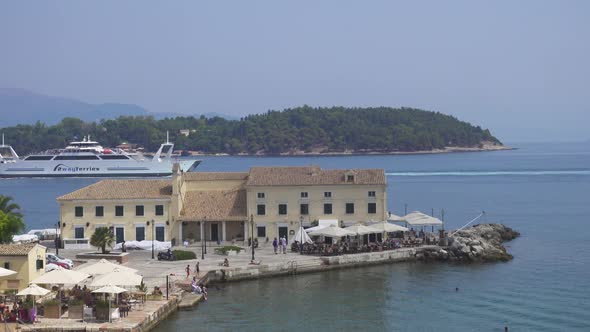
<box><xmin>368</xmin><ymin>221</ymin><xmax>409</xmax><ymax>233</ymax></box>
<box><xmin>92</xmin><ymin>285</ymin><xmax>128</xmax><ymax>294</ymax></box>
<box><xmin>344</xmin><ymin>223</ymin><xmax>379</xmax><ymax>235</ymax></box>
<box><xmin>32</xmin><ymin>269</ymin><xmax>90</xmax><ymax>285</ymax></box>
<box><xmin>92</xmin><ymin>285</ymin><xmax>128</xmax><ymax>323</ymax></box>
<box><xmin>402</xmin><ymin>211</ymin><xmax>443</xmax><ymax>226</ymax></box>
<box><xmin>0</xmin><ymin>267</ymin><xmax>17</xmax><ymax>278</ymax></box>
<box><xmin>17</xmin><ymin>284</ymin><xmax>50</xmax><ymax>296</ymax></box>
<box><xmin>91</xmin><ymin>269</ymin><xmax>142</xmax><ymax>287</ymax></box>
<box><xmin>387</xmin><ymin>213</ymin><xmax>404</xmax><ymax>222</ymax></box>
<box><xmin>308</xmin><ymin>225</ymin><xmax>356</xmax><ymax>238</ymax></box>
<box><xmin>77</xmin><ymin>259</ymin><xmax>137</xmax><ymax>276</ymax></box>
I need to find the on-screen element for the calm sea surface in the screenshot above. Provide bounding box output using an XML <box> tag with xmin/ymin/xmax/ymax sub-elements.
<box><xmin>1</xmin><ymin>142</ymin><xmax>589</xmax><ymax>331</ymax></box>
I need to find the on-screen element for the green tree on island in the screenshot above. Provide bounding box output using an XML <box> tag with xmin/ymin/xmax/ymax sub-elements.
<box><xmin>0</xmin><ymin>195</ymin><xmax>25</xmax><ymax>244</ymax></box>
<box><xmin>90</xmin><ymin>228</ymin><xmax>115</xmax><ymax>254</ymax></box>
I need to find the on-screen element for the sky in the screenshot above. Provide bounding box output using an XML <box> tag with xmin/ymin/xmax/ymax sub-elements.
<box><xmin>0</xmin><ymin>1</ymin><xmax>589</xmax><ymax>142</ymax></box>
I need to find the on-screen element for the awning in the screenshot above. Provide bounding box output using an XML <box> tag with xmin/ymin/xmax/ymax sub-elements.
<box><xmin>344</xmin><ymin>224</ymin><xmax>380</xmax><ymax>235</ymax></box>
<box><xmin>17</xmin><ymin>284</ymin><xmax>50</xmax><ymax>296</ymax></box>
<box><xmin>91</xmin><ymin>269</ymin><xmax>143</xmax><ymax>287</ymax></box>
<box><xmin>368</xmin><ymin>221</ymin><xmax>409</xmax><ymax>232</ymax></box>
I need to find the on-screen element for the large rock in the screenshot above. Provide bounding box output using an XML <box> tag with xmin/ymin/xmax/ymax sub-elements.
<box><xmin>418</xmin><ymin>223</ymin><xmax>519</xmax><ymax>263</ymax></box>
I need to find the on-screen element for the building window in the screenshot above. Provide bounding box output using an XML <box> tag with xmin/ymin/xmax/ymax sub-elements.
<box><xmin>301</xmin><ymin>192</ymin><xmax>308</xmax><ymax>198</ymax></box>
<box><xmin>257</xmin><ymin>204</ymin><xmax>266</xmax><ymax>215</ymax></box>
<box><xmin>136</xmin><ymin>205</ymin><xmax>144</xmax><ymax>216</ymax></box>
<box><xmin>347</xmin><ymin>175</ymin><xmax>354</xmax><ymax>182</ymax></box>
<box><xmin>257</xmin><ymin>192</ymin><xmax>265</xmax><ymax>199</ymax></box>
<box><xmin>368</xmin><ymin>203</ymin><xmax>377</xmax><ymax>214</ymax></box>
<box><xmin>75</xmin><ymin>206</ymin><xmax>83</xmax><ymax>217</ymax></box>
<box><xmin>95</xmin><ymin>206</ymin><xmax>104</xmax><ymax>217</ymax></box>
<box><xmin>278</xmin><ymin>204</ymin><xmax>287</xmax><ymax>215</ymax></box>
<box><xmin>3</xmin><ymin>262</ymin><xmax>9</xmax><ymax>270</ymax></box>
<box><xmin>324</xmin><ymin>203</ymin><xmax>332</xmax><ymax>214</ymax></box>
<box><xmin>324</xmin><ymin>192</ymin><xmax>332</xmax><ymax>198</ymax></box>
<box><xmin>155</xmin><ymin>205</ymin><xmax>164</xmax><ymax>216</ymax></box>
<box><xmin>135</xmin><ymin>227</ymin><xmax>146</xmax><ymax>241</ymax></box>
<box><xmin>155</xmin><ymin>226</ymin><xmax>165</xmax><ymax>241</ymax></box>
<box><xmin>346</xmin><ymin>203</ymin><xmax>355</xmax><ymax>214</ymax></box>
<box><xmin>115</xmin><ymin>206</ymin><xmax>124</xmax><ymax>217</ymax></box>
<box><xmin>257</xmin><ymin>226</ymin><xmax>266</xmax><ymax>238</ymax></box>
<box><xmin>300</xmin><ymin>203</ymin><xmax>309</xmax><ymax>215</ymax></box>
<box><xmin>368</xmin><ymin>191</ymin><xmax>376</xmax><ymax>197</ymax></box>
<box><xmin>74</xmin><ymin>226</ymin><xmax>85</xmax><ymax>239</ymax></box>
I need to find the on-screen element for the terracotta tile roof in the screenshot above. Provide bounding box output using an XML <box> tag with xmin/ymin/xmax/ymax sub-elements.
<box><xmin>57</xmin><ymin>180</ymin><xmax>172</xmax><ymax>201</ymax></box>
<box><xmin>0</xmin><ymin>243</ymin><xmax>37</xmax><ymax>256</ymax></box>
<box><xmin>182</xmin><ymin>172</ymin><xmax>248</xmax><ymax>181</ymax></box>
<box><xmin>180</xmin><ymin>189</ymin><xmax>247</xmax><ymax>221</ymax></box>
<box><xmin>246</xmin><ymin>166</ymin><xmax>386</xmax><ymax>186</ymax></box>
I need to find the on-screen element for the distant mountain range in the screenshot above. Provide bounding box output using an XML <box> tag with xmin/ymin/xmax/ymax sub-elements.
<box><xmin>0</xmin><ymin>88</ymin><xmax>236</xmax><ymax>127</ymax></box>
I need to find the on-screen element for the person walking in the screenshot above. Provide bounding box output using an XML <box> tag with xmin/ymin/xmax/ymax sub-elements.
<box><xmin>281</xmin><ymin>236</ymin><xmax>287</xmax><ymax>254</ymax></box>
<box><xmin>195</xmin><ymin>262</ymin><xmax>200</xmax><ymax>277</ymax></box>
<box><xmin>272</xmin><ymin>237</ymin><xmax>278</xmax><ymax>254</ymax></box>
<box><xmin>185</xmin><ymin>264</ymin><xmax>191</xmax><ymax>279</ymax></box>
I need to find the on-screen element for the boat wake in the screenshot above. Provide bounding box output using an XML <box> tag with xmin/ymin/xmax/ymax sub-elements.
<box><xmin>386</xmin><ymin>170</ymin><xmax>590</xmax><ymax>177</ymax></box>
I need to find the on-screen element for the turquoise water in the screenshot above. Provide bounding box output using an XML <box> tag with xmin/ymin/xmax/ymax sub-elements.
<box><xmin>2</xmin><ymin>142</ymin><xmax>589</xmax><ymax>331</ymax></box>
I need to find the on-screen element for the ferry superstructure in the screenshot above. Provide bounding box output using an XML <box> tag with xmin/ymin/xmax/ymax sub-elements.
<box><xmin>0</xmin><ymin>135</ymin><xmax>200</xmax><ymax>178</ymax></box>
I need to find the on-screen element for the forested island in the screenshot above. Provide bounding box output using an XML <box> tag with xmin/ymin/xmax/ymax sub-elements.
<box><xmin>0</xmin><ymin>106</ymin><xmax>504</xmax><ymax>155</ymax></box>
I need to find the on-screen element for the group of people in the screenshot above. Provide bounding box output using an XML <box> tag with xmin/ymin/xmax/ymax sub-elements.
<box><xmin>272</xmin><ymin>236</ymin><xmax>287</xmax><ymax>254</ymax></box>
<box><xmin>185</xmin><ymin>262</ymin><xmax>200</xmax><ymax>279</ymax></box>
<box><xmin>0</xmin><ymin>300</ymin><xmax>20</xmax><ymax>322</ymax></box>
<box><xmin>191</xmin><ymin>277</ymin><xmax>208</xmax><ymax>300</ymax></box>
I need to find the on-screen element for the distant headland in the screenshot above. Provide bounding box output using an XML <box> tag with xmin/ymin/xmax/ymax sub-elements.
<box><xmin>0</xmin><ymin>106</ymin><xmax>506</xmax><ymax>155</ymax></box>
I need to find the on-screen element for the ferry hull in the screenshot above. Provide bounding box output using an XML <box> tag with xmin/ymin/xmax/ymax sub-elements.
<box><xmin>0</xmin><ymin>160</ymin><xmax>200</xmax><ymax>178</ymax></box>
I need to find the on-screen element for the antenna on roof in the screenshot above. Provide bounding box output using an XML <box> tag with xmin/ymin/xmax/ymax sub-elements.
<box><xmin>166</xmin><ymin>131</ymin><xmax>170</xmax><ymax>143</ymax></box>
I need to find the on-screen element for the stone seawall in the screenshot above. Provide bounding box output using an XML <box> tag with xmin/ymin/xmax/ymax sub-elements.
<box><xmin>206</xmin><ymin>247</ymin><xmax>419</xmax><ymax>283</ymax></box>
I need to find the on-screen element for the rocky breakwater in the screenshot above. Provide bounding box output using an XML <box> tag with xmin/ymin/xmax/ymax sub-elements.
<box><xmin>420</xmin><ymin>223</ymin><xmax>520</xmax><ymax>262</ymax></box>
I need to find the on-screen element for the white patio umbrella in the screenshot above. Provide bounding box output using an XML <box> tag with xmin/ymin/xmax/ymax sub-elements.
<box><xmin>289</xmin><ymin>226</ymin><xmax>313</xmax><ymax>245</ymax></box>
<box><xmin>344</xmin><ymin>224</ymin><xmax>379</xmax><ymax>235</ymax></box>
<box><xmin>0</xmin><ymin>267</ymin><xmax>17</xmax><ymax>278</ymax></box>
<box><xmin>91</xmin><ymin>269</ymin><xmax>142</xmax><ymax>287</ymax></box>
<box><xmin>77</xmin><ymin>259</ymin><xmax>137</xmax><ymax>276</ymax></box>
<box><xmin>308</xmin><ymin>225</ymin><xmax>355</xmax><ymax>238</ymax></box>
<box><xmin>368</xmin><ymin>221</ymin><xmax>409</xmax><ymax>233</ymax></box>
<box><xmin>32</xmin><ymin>269</ymin><xmax>90</xmax><ymax>285</ymax></box>
<box><xmin>92</xmin><ymin>285</ymin><xmax>128</xmax><ymax>323</ymax></box>
<box><xmin>387</xmin><ymin>213</ymin><xmax>404</xmax><ymax>222</ymax></box>
<box><xmin>403</xmin><ymin>211</ymin><xmax>443</xmax><ymax>226</ymax></box>
<box><xmin>17</xmin><ymin>284</ymin><xmax>50</xmax><ymax>296</ymax></box>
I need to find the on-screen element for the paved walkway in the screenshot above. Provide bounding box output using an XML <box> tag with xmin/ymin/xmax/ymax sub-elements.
<box><xmin>57</xmin><ymin>243</ymin><xmax>316</xmax><ymax>288</ymax></box>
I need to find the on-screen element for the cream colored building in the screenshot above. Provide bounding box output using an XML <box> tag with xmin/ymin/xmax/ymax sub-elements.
<box><xmin>0</xmin><ymin>244</ymin><xmax>46</xmax><ymax>291</ymax></box>
<box><xmin>57</xmin><ymin>165</ymin><xmax>386</xmax><ymax>248</ymax></box>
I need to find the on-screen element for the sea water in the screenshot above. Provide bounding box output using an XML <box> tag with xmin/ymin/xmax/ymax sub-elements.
<box><xmin>1</xmin><ymin>142</ymin><xmax>589</xmax><ymax>331</ymax></box>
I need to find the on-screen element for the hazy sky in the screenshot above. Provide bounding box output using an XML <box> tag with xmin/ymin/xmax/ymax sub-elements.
<box><xmin>1</xmin><ymin>1</ymin><xmax>588</xmax><ymax>142</ymax></box>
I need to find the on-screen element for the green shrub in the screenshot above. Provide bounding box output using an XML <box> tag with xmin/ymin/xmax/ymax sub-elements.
<box><xmin>69</xmin><ymin>298</ymin><xmax>83</xmax><ymax>306</ymax></box>
<box><xmin>214</xmin><ymin>245</ymin><xmax>243</xmax><ymax>255</ymax></box>
<box><xmin>95</xmin><ymin>299</ymin><xmax>110</xmax><ymax>308</ymax></box>
<box><xmin>172</xmin><ymin>250</ymin><xmax>196</xmax><ymax>260</ymax></box>
<box><xmin>43</xmin><ymin>299</ymin><xmax>60</xmax><ymax>307</ymax></box>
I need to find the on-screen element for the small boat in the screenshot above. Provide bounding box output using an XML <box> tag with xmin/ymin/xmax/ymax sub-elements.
<box><xmin>0</xmin><ymin>134</ymin><xmax>200</xmax><ymax>178</ymax></box>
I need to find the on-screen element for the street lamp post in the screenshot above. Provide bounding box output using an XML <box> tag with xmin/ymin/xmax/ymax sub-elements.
<box><xmin>55</xmin><ymin>221</ymin><xmax>60</xmax><ymax>255</ymax></box>
<box><xmin>151</xmin><ymin>219</ymin><xmax>155</xmax><ymax>259</ymax></box>
<box><xmin>250</xmin><ymin>214</ymin><xmax>255</xmax><ymax>261</ymax></box>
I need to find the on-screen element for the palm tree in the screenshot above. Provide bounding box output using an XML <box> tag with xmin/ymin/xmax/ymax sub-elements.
<box><xmin>0</xmin><ymin>195</ymin><xmax>25</xmax><ymax>244</ymax></box>
<box><xmin>0</xmin><ymin>211</ymin><xmax>25</xmax><ymax>243</ymax></box>
<box><xmin>0</xmin><ymin>195</ymin><xmax>22</xmax><ymax>218</ymax></box>
<box><xmin>90</xmin><ymin>228</ymin><xmax>115</xmax><ymax>254</ymax></box>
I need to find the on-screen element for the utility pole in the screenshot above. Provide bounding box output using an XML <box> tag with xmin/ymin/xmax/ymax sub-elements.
<box><xmin>250</xmin><ymin>214</ymin><xmax>255</xmax><ymax>261</ymax></box>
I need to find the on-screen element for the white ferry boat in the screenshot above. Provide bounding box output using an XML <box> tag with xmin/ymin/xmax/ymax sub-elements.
<box><xmin>0</xmin><ymin>135</ymin><xmax>200</xmax><ymax>178</ymax></box>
